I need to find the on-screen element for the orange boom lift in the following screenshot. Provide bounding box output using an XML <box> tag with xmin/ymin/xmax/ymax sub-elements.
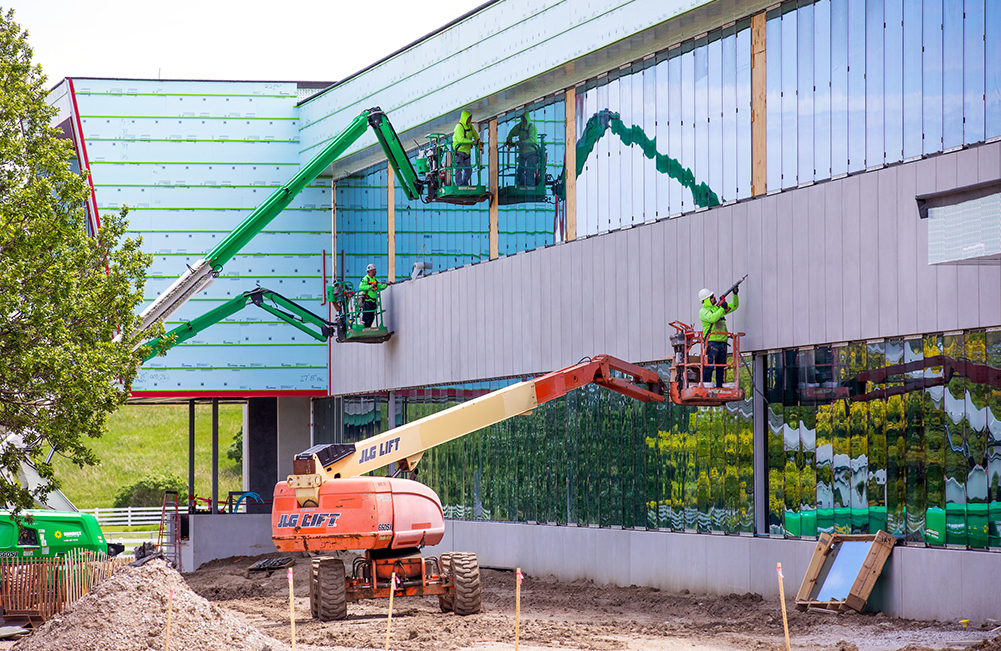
<box><xmin>272</xmin><ymin>355</ymin><xmax>665</xmax><ymax>620</ymax></box>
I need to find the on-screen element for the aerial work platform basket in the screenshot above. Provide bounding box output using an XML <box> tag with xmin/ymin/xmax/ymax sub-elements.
<box><xmin>668</xmin><ymin>321</ymin><xmax>745</xmax><ymax>406</ymax></box>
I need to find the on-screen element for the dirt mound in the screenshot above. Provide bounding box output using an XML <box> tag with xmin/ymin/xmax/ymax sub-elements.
<box><xmin>12</xmin><ymin>560</ymin><xmax>287</xmax><ymax>651</ymax></box>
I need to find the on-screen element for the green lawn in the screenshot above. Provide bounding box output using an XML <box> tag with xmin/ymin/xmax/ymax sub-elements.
<box><xmin>52</xmin><ymin>403</ymin><xmax>243</xmax><ymax>510</ymax></box>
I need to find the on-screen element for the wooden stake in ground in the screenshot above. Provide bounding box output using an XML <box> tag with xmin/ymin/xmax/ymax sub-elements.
<box><xmin>164</xmin><ymin>588</ymin><xmax>174</xmax><ymax>651</ymax></box>
<box><xmin>515</xmin><ymin>568</ymin><xmax>523</xmax><ymax>651</ymax></box>
<box><xmin>777</xmin><ymin>562</ymin><xmax>790</xmax><ymax>651</ymax></box>
<box><xmin>385</xmin><ymin>572</ymin><xmax>398</xmax><ymax>651</ymax></box>
<box><xmin>288</xmin><ymin>567</ymin><xmax>296</xmax><ymax>651</ymax></box>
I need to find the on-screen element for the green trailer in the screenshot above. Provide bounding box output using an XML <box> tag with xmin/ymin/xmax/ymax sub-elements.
<box><xmin>0</xmin><ymin>510</ymin><xmax>122</xmax><ymax>560</ymax></box>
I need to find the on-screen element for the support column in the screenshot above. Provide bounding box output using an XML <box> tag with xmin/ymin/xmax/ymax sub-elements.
<box><xmin>211</xmin><ymin>398</ymin><xmax>219</xmax><ymax>514</ymax></box>
<box><xmin>753</xmin><ymin>352</ymin><xmax>768</xmax><ymax>534</ymax></box>
<box><xmin>489</xmin><ymin>119</ymin><xmax>499</xmax><ymax>260</ymax></box>
<box><xmin>246</xmin><ymin>397</ymin><xmax>278</xmax><ymax>515</ymax></box>
<box><xmin>564</xmin><ymin>87</ymin><xmax>577</xmax><ymax>241</ymax></box>
<box><xmin>188</xmin><ymin>400</ymin><xmax>195</xmax><ymax>514</ymax></box>
<box><xmin>387</xmin><ymin>166</ymin><xmax>395</xmax><ymax>281</ymax></box>
<box><xmin>751</xmin><ymin>11</ymin><xmax>767</xmax><ymax>197</ymax></box>
<box><xmin>277</xmin><ymin>396</ymin><xmax>312</xmax><ymax>484</ymax></box>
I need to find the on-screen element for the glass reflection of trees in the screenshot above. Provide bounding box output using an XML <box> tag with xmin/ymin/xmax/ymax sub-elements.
<box><xmin>766</xmin><ymin>329</ymin><xmax>1001</xmax><ymax>548</ymax></box>
<box><xmin>410</xmin><ymin>360</ymin><xmax>754</xmax><ymax>533</ymax></box>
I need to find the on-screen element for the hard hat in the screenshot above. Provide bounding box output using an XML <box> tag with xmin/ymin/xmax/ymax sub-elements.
<box><xmin>367</xmin><ymin>263</ymin><xmax>376</xmax><ymax>272</ymax></box>
<box><xmin>698</xmin><ymin>288</ymin><xmax>713</xmax><ymax>301</ymax></box>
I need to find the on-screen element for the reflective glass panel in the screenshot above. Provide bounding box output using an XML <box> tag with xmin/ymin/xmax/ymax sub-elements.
<box><xmin>924</xmin><ymin>334</ymin><xmax>946</xmax><ymax>544</ymax></box>
<box><xmin>782</xmin><ymin>7</ymin><xmax>800</xmax><ymax>188</ymax></box>
<box><xmin>767</xmin><ymin>11</ymin><xmax>784</xmax><ymax>191</ymax></box>
<box><xmin>988</xmin><ymin>1</ymin><xmax>1001</xmax><ymax>139</ymax></box>
<box><xmin>964</xmin><ymin>0</ymin><xmax>986</xmax><ymax>144</ymax></box>
<box><xmin>884</xmin><ymin>0</ymin><xmax>904</xmax><ymax>164</ymax></box>
<box><xmin>814</xmin><ymin>0</ymin><xmax>832</xmax><ymax>179</ymax></box>
<box><xmin>831</xmin><ymin>0</ymin><xmax>850</xmax><ymax>176</ymax></box>
<box><xmin>902</xmin><ymin>0</ymin><xmax>924</xmax><ymax>158</ymax></box>
<box><xmin>943</xmin><ymin>332</ymin><xmax>967</xmax><ymax>544</ymax></box>
<box><xmin>942</xmin><ymin>0</ymin><xmax>965</xmax><ymax>149</ymax></box>
<box><xmin>847</xmin><ymin>0</ymin><xmax>866</xmax><ymax>173</ymax></box>
<box><xmin>736</xmin><ymin>24</ymin><xmax>753</xmax><ymax>200</ymax></box>
<box><xmin>865</xmin><ymin>0</ymin><xmax>885</xmax><ymax>168</ymax></box>
<box><xmin>923</xmin><ymin>0</ymin><xmax>944</xmax><ymax>154</ymax></box>
<box><xmin>798</xmin><ymin>0</ymin><xmax>816</xmax><ymax>185</ymax></box>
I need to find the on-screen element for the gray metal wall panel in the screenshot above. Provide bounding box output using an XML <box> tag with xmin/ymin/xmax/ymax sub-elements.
<box><xmin>914</xmin><ymin>159</ymin><xmax>940</xmax><ymax>335</ymax></box>
<box><xmin>579</xmin><ymin>238</ymin><xmax>596</xmax><ymax>359</ymax></box>
<box><xmin>641</xmin><ymin>220</ymin><xmax>659</xmax><ymax>362</ymax></box>
<box><xmin>978</xmin><ymin>143</ymin><xmax>1001</xmax><ymax>327</ymax></box>
<box><xmin>877</xmin><ymin>167</ymin><xmax>900</xmax><ymax>336</ymax></box>
<box><xmin>532</xmin><ymin>249</ymin><xmax>546</xmax><ymax>373</ymax></box>
<box><xmin>676</xmin><ymin>217</ymin><xmax>694</xmax><ymax>332</ymax></box>
<box><xmin>473</xmin><ymin>264</ymin><xmax>487</xmax><ymax>382</ymax></box>
<box><xmin>934</xmin><ymin>154</ymin><xmax>961</xmax><ymax>333</ymax></box>
<box><xmin>744</xmin><ymin>200</ymin><xmax>764</xmax><ymax>350</ymax></box>
<box><xmin>895</xmin><ymin>164</ymin><xmax>919</xmax><ymax>336</ymax></box>
<box><xmin>701</xmin><ymin>209</ymin><xmax>720</xmax><ymax>305</ymax></box>
<box><xmin>627</xmin><ymin>227</ymin><xmax>644</xmax><ymax>363</ymax></box>
<box><xmin>955</xmin><ymin>149</ymin><xmax>982</xmax><ymax>331</ymax></box>
<box><xmin>565</xmin><ymin>241</ymin><xmax>582</xmax><ymax>366</ymax></box>
<box><xmin>841</xmin><ymin>175</ymin><xmax>862</xmax><ymax>341</ymax></box>
<box><xmin>759</xmin><ymin>196</ymin><xmax>778</xmax><ymax>350</ymax></box>
<box><xmin>791</xmin><ymin>190</ymin><xmax>810</xmax><ymax>346</ymax></box>
<box><xmin>730</xmin><ymin>204</ymin><xmax>751</xmax><ymax>347</ymax></box>
<box><xmin>858</xmin><ymin>172</ymin><xmax>881</xmax><ymax>341</ymax></box>
<box><xmin>776</xmin><ymin>193</ymin><xmax>795</xmax><ymax>346</ymax></box>
<box><xmin>823</xmin><ymin>181</ymin><xmax>845</xmax><ymax>343</ymax></box>
<box><xmin>807</xmin><ymin>184</ymin><xmax>827</xmax><ymax>344</ymax></box>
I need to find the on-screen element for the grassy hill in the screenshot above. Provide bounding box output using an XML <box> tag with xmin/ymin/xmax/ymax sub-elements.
<box><xmin>52</xmin><ymin>403</ymin><xmax>243</xmax><ymax>509</ymax></box>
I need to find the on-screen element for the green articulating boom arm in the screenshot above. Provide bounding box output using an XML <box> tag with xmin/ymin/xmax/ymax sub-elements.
<box><xmin>134</xmin><ymin>107</ymin><xmax>421</xmax><ymax>340</ymax></box>
<box><xmin>141</xmin><ymin>287</ymin><xmax>335</xmax><ymax>362</ymax></box>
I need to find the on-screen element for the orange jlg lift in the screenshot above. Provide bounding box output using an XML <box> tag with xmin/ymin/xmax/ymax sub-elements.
<box><xmin>272</xmin><ymin>355</ymin><xmax>666</xmax><ymax>620</ymax></box>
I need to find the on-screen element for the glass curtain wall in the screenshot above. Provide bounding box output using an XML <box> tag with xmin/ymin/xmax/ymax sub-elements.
<box><xmin>575</xmin><ymin>20</ymin><xmax>752</xmax><ymax>237</ymax></box>
<box><xmin>765</xmin><ymin>329</ymin><xmax>1001</xmax><ymax>548</ymax></box>
<box><xmin>336</xmin><ymin>165</ymin><xmax>389</xmax><ymax>284</ymax></box>
<box><xmin>405</xmin><ymin>361</ymin><xmax>754</xmax><ymax>532</ymax></box>
<box><xmin>766</xmin><ymin>0</ymin><xmax>1001</xmax><ymax>191</ymax></box>
<box><xmin>496</xmin><ymin>99</ymin><xmax>567</xmax><ymax>252</ymax></box>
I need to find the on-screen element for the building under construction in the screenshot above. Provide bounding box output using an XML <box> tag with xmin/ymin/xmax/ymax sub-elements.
<box><xmin>47</xmin><ymin>0</ymin><xmax>999</xmax><ymax>621</ymax></box>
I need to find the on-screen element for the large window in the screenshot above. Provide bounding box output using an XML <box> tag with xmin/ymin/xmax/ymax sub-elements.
<box><xmin>575</xmin><ymin>21</ymin><xmax>753</xmax><ymax>236</ymax></box>
<box><xmin>765</xmin><ymin>329</ymin><xmax>1001</xmax><ymax>548</ymax></box>
<box><xmin>767</xmin><ymin>0</ymin><xmax>1001</xmax><ymax>190</ymax></box>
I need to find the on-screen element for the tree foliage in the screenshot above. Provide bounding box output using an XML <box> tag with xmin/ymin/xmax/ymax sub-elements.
<box><xmin>0</xmin><ymin>9</ymin><xmax>154</xmax><ymax>512</ymax></box>
<box><xmin>112</xmin><ymin>473</ymin><xmax>186</xmax><ymax>509</ymax></box>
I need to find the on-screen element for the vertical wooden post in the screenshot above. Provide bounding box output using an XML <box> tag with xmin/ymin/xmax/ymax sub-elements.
<box><xmin>387</xmin><ymin>165</ymin><xmax>396</xmax><ymax>281</ymax></box>
<box><xmin>751</xmin><ymin>12</ymin><xmax>767</xmax><ymax>196</ymax></box>
<box><xmin>211</xmin><ymin>397</ymin><xmax>219</xmax><ymax>514</ymax></box>
<box><xmin>564</xmin><ymin>88</ymin><xmax>577</xmax><ymax>240</ymax></box>
<box><xmin>489</xmin><ymin>118</ymin><xmax>499</xmax><ymax>260</ymax></box>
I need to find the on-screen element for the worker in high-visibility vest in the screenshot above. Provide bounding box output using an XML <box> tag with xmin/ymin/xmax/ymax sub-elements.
<box><xmin>504</xmin><ymin>111</ymin><xmax>540</xmax><ymax>186</ymax></box>
<box><xmin>698</xmin><ymin>286</ymin><xmax>739</xmax><ymax>388</ymax></box>
<box><xmin>359</xmin><ymin>264</ymin><xmax>393</xmax><ymax>328</ymax></box>
<box><xmin>452</xmin><ymin>110</ymin><xmax>480</xmax><ymax>186</ymax></box>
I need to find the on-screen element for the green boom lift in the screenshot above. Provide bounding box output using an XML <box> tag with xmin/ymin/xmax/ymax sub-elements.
<box><xmin>135</xmin><ymin>107</ymin><xmax>488</xmax><ymax>350</ymax></box>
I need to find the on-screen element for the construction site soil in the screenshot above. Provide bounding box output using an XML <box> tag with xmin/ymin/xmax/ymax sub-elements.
<box><xmin>4</xmin><ymin>553</ymin><xmax>997</xmax><ymax>651</ymax></box>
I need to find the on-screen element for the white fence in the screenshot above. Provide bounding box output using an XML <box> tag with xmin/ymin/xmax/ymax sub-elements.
<box><xmin>84</xmin><ymin>506</ymin><xmax>163</xmax><ymax>528</ymax></box>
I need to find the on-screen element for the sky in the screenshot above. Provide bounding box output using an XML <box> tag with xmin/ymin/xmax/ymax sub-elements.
<box><xmin>5</xmin><ymin>0</ymin><xmax>486</xmax><ymax>87</ymax></box>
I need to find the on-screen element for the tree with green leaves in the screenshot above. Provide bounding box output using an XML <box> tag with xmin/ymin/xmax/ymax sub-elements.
<box><xmin>0</xmin><ymin>9</ymin><xmax>156</xmax><ymax>512</ymax></box>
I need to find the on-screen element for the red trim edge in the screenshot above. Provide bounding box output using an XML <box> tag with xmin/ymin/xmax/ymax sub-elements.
<box><xmin>130</xmin><ymin>390</ymin><xmax>327</xmax><ymax>399</ymax></box>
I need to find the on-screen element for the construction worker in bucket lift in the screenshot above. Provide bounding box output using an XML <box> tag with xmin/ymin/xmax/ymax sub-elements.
<box><xmin>698</xmin><ymin>285</ymin><xmax>739</xmax><ymax>388</ymax></box>
<box><xmin>360</xmin><ymin>264</ymin><xmax>393</xmax><ymax>328</ymax></box>
<box><xmin>505</xmin><ymin>111</ymin><xmax>540</xmax><ymax>186</ymax></box>
<box><xmin>452</xmin><ymin>110</ymin><xmax>480</xmax><ymax>186</ymax></box>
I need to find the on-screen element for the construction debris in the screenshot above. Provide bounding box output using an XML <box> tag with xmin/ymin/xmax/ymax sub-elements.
<box><xmin>11</xmin><ymin>560</ymin><xmax>287</xmax><ymax>651</ymax></box>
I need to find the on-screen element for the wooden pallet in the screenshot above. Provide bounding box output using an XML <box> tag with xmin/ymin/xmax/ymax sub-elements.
<box><xmin>795</xmin><ymin>530</ymin><xmax>896</xmax><ymax>613</ymax></box>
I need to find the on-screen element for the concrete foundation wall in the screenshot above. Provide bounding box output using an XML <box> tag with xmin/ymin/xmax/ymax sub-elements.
<box><xmin>438</xmin><ymin>520</ymin><xmax>1001</xmax><ymax>623</ymax></box>
<box><xmin>181</xmin><ymin>514</ymin><xmax>275</xmax><ymax>573</ymax></box>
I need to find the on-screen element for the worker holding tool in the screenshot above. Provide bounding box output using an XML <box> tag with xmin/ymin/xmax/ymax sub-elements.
<box><xmin>360</xmin><ymin>264</ymin><xmax>393</xmax><ymax>328</ymax></box>
<box><xmin>504</xmin><ymin>111</ymin><xmax>540</xmax><ymax>186</ymax></box>
<box><xmin>698</xmin><ymin>284</ymin><xmax>740</xmax><ymax>388</ymax></box>
<box><xmin>452</xmin><ymin>110</ymin><xmax>481</xmax><ymax>186</ymax></box>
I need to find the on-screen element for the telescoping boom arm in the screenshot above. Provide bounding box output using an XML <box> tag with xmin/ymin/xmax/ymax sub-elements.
<box><xmin>286</xmin><ymin>355</ymin><xmax>664</xmax><ymax>507</ymax></box>
<box><xmin>135</xmin><ymin>108</ymin><xmax>421</xmax><ymax>338</ymax></box>
<box><xmin>140</xmin><ymin>287</ymin><xmax>334</xmax><ymax>362</ymax></box>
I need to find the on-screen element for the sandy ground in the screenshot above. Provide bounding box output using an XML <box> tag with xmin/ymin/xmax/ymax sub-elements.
<box><xmin>171</xmin><ymin>551</ymin><xmax>998</xmax><ymax>651</ymax></box>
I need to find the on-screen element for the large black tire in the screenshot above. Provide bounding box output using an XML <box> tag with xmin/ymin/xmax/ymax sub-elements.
<box><xmin>438</xmin><ymin>552</ymin><xmax>454</xmax><ymax>612</ymax></box>
<box><xmin>312</xmin><ymin>558</ymin><xmax>347</xmax><ymax>621</ymax></box>
<box><xmin>451</xmin><ymin>552</ymin><xmax>481</xmax><ymax>616</ymax></box>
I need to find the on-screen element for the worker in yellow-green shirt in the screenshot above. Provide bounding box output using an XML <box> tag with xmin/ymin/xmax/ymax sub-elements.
<box><xmin>698</xmin><ymin>286</ymin><xmax>739</xmax><ymax>388</ymax></box>
<box><xmin>359</xmin><ymin>263</ymin><xmax>393</xmax><ymax>328</ymax></box>
<box><xmin>452</xmin><ymin>110</ymin><xmax>480</xmax><ymax>186</ymax></box>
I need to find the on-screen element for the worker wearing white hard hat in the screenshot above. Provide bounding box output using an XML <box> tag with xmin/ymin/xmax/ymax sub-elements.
<box><xmin>359</xmin><ymin>264</ymin><xmax>393</xmax><ymax>328</ymax></box>
<box><xmin>698</xmin><ymin>285</ymin><xmax>739</xmax><ymax>388</ymax></box>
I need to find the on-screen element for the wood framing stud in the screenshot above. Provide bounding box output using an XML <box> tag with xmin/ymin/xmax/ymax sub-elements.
<box><xmin>751</xmin><ymin>12</ymin><xmax>767</xmax><ymax>197</ymax></box>
<box><xmin>489</xmin><ymin>119</ymin><xmax>499</xmax><ymax>259</ymax></box>
<box><xmin>564</xmin><ymin>87</ymin><xmax>577</xmax><ymax>241</ymax></box>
